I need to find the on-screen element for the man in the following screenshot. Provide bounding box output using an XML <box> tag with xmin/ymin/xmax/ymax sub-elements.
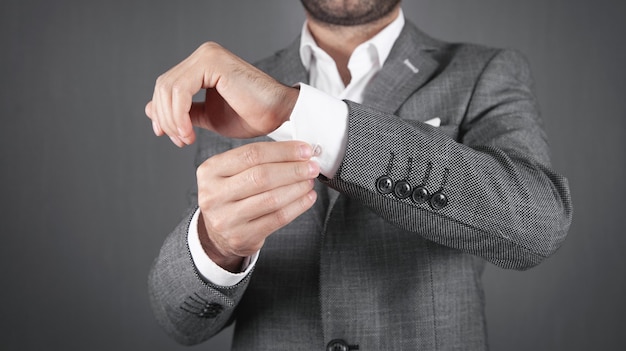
<box><xmin>146</xmin><ymin>1</ymin><xmax>572</xmax><ymax>349</ymax></box>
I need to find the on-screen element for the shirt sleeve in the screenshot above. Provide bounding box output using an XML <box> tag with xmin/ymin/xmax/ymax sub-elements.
<box><xmin>268</xmin><ymin>83</ymin><xmax>348</xmax><ymax>178</ymax></box>
<box><xmin>187</xmin><ymin>207</ymin><xmax>259</xmax><ymax>287</ymax></box>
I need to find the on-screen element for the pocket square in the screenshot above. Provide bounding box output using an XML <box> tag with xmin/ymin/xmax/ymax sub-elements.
<box><xmin>424</xmin><ymin>117</ymin><xmax>441</xmax><ymax>127</ymax></box>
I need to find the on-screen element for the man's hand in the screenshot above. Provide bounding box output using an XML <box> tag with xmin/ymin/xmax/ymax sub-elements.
<box><xmin>196</xmin><ymin>141</ymin><xmax>319</xmax><ymax>272</ymax></box>
<box><xmin>145</xmin><ymin>42</ymin><xmax>299</xmax><ymax>146</ymax></box>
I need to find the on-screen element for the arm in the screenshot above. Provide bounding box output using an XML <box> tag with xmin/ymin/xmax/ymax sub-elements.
<box><xmin>145</xmin><ymin>46</ymin><xmax>572</xmax><ymax>345</ymax></box>
<box><xmin>148</xmin><ymin>139</ymin><xmax>318</xmax><ymax>345</ymax></box>
<box><xmin>145</xmin><ymin>43</ymin><xmax>324</xmax><ymax>344</ymax></box>
<box><xmin>147</xmin><ymin>44</ymin><xmax>572</xmax><ymax>271</ymax></box>
<box><xmin>148</xmin><ymin>206</ymin><xmax>250</xmax><ymax>345</ymax></box>
<box><xmin>324</xmin><ymin>50</ymin><xmax>572</xmax><ymax>269</ymax></box>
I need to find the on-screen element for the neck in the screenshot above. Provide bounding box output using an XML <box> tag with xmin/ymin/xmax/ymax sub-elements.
<box><xmin>306</xmin><ymin>6</ymin><xmax>400</xmax><ymax>85</ymax></box>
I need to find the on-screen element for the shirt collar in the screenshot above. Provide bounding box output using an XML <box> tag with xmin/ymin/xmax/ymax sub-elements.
<box><xmin>299</xmin><ymin>8</ymin><xmax>405</xmax><ymax>71</ymax></box>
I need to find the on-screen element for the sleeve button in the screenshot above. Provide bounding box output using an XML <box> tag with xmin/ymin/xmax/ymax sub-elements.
<box><xmin>376</xmin><ymin>176</ymin><xmax>394</xmax><ymax>194</ymax></box>
<box><xmin>411</xmin><ymin>186</ymin><xmax>430</xmax><ymax>204</ymax></box>
<box><xmin>394</xmin><ymin>180</ymin><xmax>412</xmax><ymax>199</ymax></box>
<box><xmin>430</xmin><ymin>191</ymin><xmax>448</xmax><ymax>210</ymax></box>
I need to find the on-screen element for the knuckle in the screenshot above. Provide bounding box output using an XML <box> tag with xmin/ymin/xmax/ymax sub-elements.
<box><xmin>295</xmin><ymin>161</ymin><xmax>316</xmax><ymax>179</ymax></box>
<box><xmin>197</xmin><ymin>158</ymin><xmax>218</xmax><ymax>180</ymax></box>
<box><xmin>155</xmin><ymin>74</ymin><xmax>165</xmax><ymax>86</ymax></box>
<box><xmin>297</xmin><ymin>180</ymin><xmax>314</xmax><ymax>195</ymax></box>
<box><xmin>201</xmin><ymin>155</ymin><xmax>217</xmax><ymax>169</ymax></box>
<box><xmin>247</xmin><ymin>168</ymin><xmax>268</xmax><ymax>188</ymax></box>
<box><xmin>272</xmin><ymin>208</ymin><xmax>290</xmax><ymax>228</ymax></box>
<box><xmin>197</xmin><ymin>188</ymin><xmax>214</xmax><ymax>209</ymax></box>
<box><xmin>144</xmin><ymin>103</ymin><xmax>152</xmax><ymax>117</ymax></box>
<box><xmin>198</xmin><ymin>41</ymin><xmax>222</xmax><ymax>56</ymax></box>
<box><xmin>226</xmin><ymin>234</ymin><xmax>246</xmax><ymax>252</ymax></box>
<box><xmin>261</xmin><ymin>192</ymin><xmax>280</xmax><ymax>210</ymax></box>
<box><xmin>200</xmin><ymin>41</ymin><xmax>219</xmax><ymax>50</ymax></box>
<box><xmin>245</xmin><ymin>239</ymin><xmax>265</xmax><ymax>255</ymax></box>
<box><xmin>156</xmin><ymin>75</ymin><xmax>170</xmax><ymax>90</ymax></box>
<box><xmin>241</xmin><ymin>144</ymin><xmax>261</xmax><ymax>166</ymax></box>
<box><xmin>295</xmin><ymin>163</ymin><xmax>308</xmax><ymax>178</ymax></box>
<box><xmin>170</xmin><ymin>82</ymin><xmax>185</xmax><ymax>96</ymax></box>
<box><xmin>196</xmin><ymin>168</ymin><xmax>213</xmax><ymax>191</ymax></box>
<box><xmin>206</xmin><ymin>215</ymin><xmax>228</xmax><ymax>234</ymax></box>
<box><xmin>196</xmin><ymin>164</ymin><xmax>206</xmax><ymax>179</ymax></box>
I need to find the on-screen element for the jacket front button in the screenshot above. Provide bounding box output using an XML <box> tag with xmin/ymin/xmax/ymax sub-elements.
<box><xmin>376</xmin><ymin>176</ymin><xmax>394</xmax><ymax>194</ymax></box>
<box><xmin>326</xmin><ymin>339</ymin><xmax>349</xmax><ymax>351</ymax></box>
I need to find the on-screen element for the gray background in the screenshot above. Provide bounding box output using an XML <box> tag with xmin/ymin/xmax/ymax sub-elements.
<box><xmin>1</xmin><ymin>0</ymin><xmax>624</xmax><ymax>350</ymax></box>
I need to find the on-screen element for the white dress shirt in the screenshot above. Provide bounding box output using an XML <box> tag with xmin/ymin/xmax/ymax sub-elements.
<box><xmin>188</xmin><ymin>10</ymin><xmax>406</xmax><ymax>287</ymax></box>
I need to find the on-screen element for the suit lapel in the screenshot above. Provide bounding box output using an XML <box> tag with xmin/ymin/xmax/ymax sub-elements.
<box><xmin>362</xmin><ymin>21</ymin><xmax>440</xmax><ymax>115</ymax></box>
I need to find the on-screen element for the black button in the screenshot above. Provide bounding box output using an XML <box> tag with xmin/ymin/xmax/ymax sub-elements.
<box><xmin>430</xmin><ymin>191</ymin><xmax>448</xmax><ymax>210</ymax></box>
<box><xmin>394</xmin><ymin>180</ymin><xmax>412</xmax><ymax>199</ymax></box>
<box><xmin>411</xmin><ymin>186</ymin><xmax>429</xmax><ymax>204</ymax></box>
<box><xmin>327</xmin><ymin>339</ymin><xmax>349</xmax><ymax>351</ymax></box>
<box><xmin>182</xmin><ymin>297</ymin><xmax>224</xmax><ymax>319</ymax></box>
<box><xmin>201</xmin><ymin>303</ymin><xmax>223</xmax><ymax>318</ymax></box>
<box><xmin>376</xmin><ymin>176</ymin><xmax>394</xmax><ymax>194</ymax></box>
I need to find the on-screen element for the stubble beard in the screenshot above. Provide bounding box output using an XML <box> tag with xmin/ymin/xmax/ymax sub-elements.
<box><xmin>300</xmin><ymin>0</ymin><xmax>401</xmax><ymax>26</ymax></box>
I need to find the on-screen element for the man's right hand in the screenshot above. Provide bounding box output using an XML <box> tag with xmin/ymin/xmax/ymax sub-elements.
<box><xmin>196</xmin><ymin>141</ymin><xmax>320</xmax><ymax>272</ymax></box>
<box><xmin>145</xmin><ymin>42</ymin><xmax>299</xmax><ymax>147</ymax></box>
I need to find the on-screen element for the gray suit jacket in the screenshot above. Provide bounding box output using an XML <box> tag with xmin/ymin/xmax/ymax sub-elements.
<box><xmin>149</xmin><ymin>21</ymin><xmax>572</xmax><ymax>350</ymax></box>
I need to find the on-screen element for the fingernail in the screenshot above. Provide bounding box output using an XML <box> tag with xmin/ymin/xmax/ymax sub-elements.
<box><xmin>308</xmin><ymin>190</ymin><xmax>317</xmax><ymax>203</ymax></box>
<box><xmin>152</xmin><ymin>120</ymin><xmax>160</xmax><ymax>136</ymax></box>
<box><xmin>169</xmin><ymin>135</ymin><xmax>182</xmax><ymax>147</ymax></box>
<box><xmin>177</xmin><ymin>127</ymin><xmax>189</xmax><ymax>144</ymax></box>
<box><xmin>177</xmin><ymin>127</ymin><xmax>186</xmax><ymax>137</ymax></box>
<box><xmin>308</xmin><ymin>161</ymin><xmax>320</xmax><ymax>176</ymax></box>
<box><xmin>299</xmin><ymin>144</ymin><xmax>313</xmax><ymax>159</ymax></box>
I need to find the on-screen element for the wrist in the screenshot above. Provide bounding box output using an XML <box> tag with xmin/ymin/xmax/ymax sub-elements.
<box><xmin>277</xmin><ymin>85</ymin><xmax>300</xmax><ymax>127</ymax></box>
<box><xmin>197</xmin><ymin>214</ymin><xmax>245</xmax><ymax>273</ymax></box>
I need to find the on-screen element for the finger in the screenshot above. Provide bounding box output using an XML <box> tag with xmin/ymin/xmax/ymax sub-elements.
<box><xmin>145</xmin><ymin>100</ymin><xmax>153</xmax><ymax>119</ymax></box>
<box><xmin>152</xmin><ymin>65</ymin><xmax>197</xmax><ymax>147</ymax></box>
<box><xmin>205</xmin><ymin>141</ymin><xmax>315</xmax><ymax>177</ymax></box>
<box><xmin>189</xmin><ymin>89</ymin><xmax>224</xmax><ymax>132</ymax></box>
<box><xmin>189</xmin><ymin>101</ymin><xmax>208</xmax><ymax>130</ymax></box>
<box><xmin>234</xmin><ymin>179</ymin><xmax>316</xmax><ymax>221</ymax></box>
<box><xmin>211</xmin><ymin>187</ymin><xmax>317</xmax><ymax>258</ymax></box>
<box><xmin>246</xmin><ymin>188</ymin><xmax>318</xmax><ymax>238</ymax></box>
<box><xmin>227</xmin><ymin>160</ymin><xmax>319</xmax><ymax>201</ymax></box>
<box><xmin>154</xmin><ymin>83</ymin><xmax>181</xmax><ymax>145</ymax></box>
<box><xmin>145</xmin><ymin>101</ymin><xmax>163</xmax><ymax>136</ymax></box>
<box><xmin>201</xmin><ymin>178</ymin><xmax>314</xmax><ymax>235</ymax></box>
<box><xmin>164</xmin><ymin>60</ymin><xmax>207</xmax><ymax>145</ymax></box>
<box><xmin>152</xmin><ymin>120</ymin><xmax>161</xmax><ymax>136</ymax></box>
<box><xmin>171</xmin><ymin>75</ymin><xmax>196</xmax><ymax>145</ymax></box>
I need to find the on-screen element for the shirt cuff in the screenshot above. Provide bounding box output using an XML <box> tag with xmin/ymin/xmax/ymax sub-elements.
<box><xmin>187</xmin><ymin>208</ymin><xmax>259</xmax><ymax>287</ymax></box>
<box><xmin>268</xmin><ymin>83</ymin><xmax>348</xmax><ymax>178</ymax></box>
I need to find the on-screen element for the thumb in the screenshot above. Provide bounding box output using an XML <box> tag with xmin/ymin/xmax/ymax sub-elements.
<box><xmin>189</xmin><ymin>101</ymin><xmax>213</xmax><ymax>131</ymax></box>
<box><xmin>189</xmin><ymin>89</ymin><xmax>241</xmax><ymax>136</ymax></box>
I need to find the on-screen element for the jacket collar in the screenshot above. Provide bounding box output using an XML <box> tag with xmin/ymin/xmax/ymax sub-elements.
<box><xmin>269</xmin><ymin>20</ymin><xmax>441</xmax><ymax>114</ymax></box>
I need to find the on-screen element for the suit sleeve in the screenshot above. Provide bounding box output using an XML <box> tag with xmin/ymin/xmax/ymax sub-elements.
<box><xmin>147</xmin><ymin>130</ymin><xmax>253</xmax><ymax>345</ymax></box>
<box><xmin>324</xmin><ymin>49</ymin><xmax>573</xmax><ymax>270</ymax></box>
